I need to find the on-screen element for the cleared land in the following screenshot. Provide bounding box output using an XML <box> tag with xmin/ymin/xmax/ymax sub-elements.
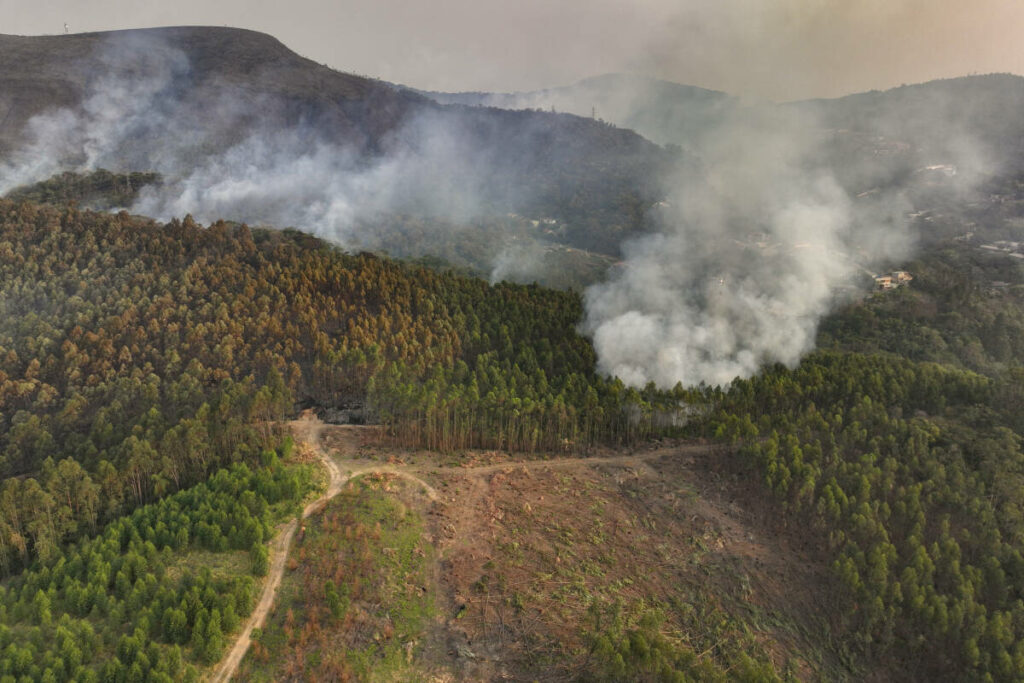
<box><xmin>227</xmin><ymin>415</ymin><xmax>849</xmax><ymax>681</ymax></box>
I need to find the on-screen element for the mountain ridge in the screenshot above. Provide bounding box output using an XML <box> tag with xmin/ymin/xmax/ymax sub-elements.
<box><xmin>417</xmin><ymin>70</ymin><xmax>1024</xmax><ymax>173</ymax></box>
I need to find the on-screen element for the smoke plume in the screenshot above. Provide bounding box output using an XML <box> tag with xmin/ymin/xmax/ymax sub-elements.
<box><xmin>0</xmin><ymin>34</ymin><xmax>199</xmax><ymax>194</ymax></box>
<box><xmin>580</xmin><ymin>95</ymin><xmax>995</xmax><ymax>387</ymax></box>
<box><xmin>0</xmin><ymin>33</ymin><xmax>526</xmax><ymax>252</ymax></box>
<box><xmin>0</xmin><ymin>30</ymin><xmax>999</xmax><ymax>389</ymax></box>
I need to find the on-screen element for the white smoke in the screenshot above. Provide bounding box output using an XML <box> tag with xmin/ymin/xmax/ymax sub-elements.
<box><xmin>0</xmin><ymin>33</ymin><xmax>547</xmax><ymax>260</ymax></box>
<box><xmin>582</xmin><ymin>112</ymin><xmax>915</xmax><ymax>388</ymax></box>
<box><xmin>488</xmin><ymin>241</ymin><xmax>550</xmax><ymax>284</ymax></box>
<box><xmin>0</xmin><ymin>35</ymin><xmax>190</xmax><ymax>194</ymax></box>
<box><xmin>458</xmin><ymin>75</ymin><xmax>997</xmax><ymax>388</ymax></box>
<box><xmin>131</xmin><ymin>108</ymin><xmax>500</xmax><ymax>242</ymax></box>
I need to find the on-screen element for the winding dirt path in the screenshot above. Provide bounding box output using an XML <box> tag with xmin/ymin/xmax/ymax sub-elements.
<box><xmin>341</xmin><ymin>464</ymin><xmax>440</xmax><ymax>501</ymax></box>
<box><xmin>209</xmin><ymin>414</ymin><xmax>342</xmax><ymax>683</ymax></box>
<box><xmin>212</xmin><ymin>415</ymin><xmax>720</xmax><ymax>681</ymax></box>
<box><xmin>209</xmin><ymin>414</ymin><xmax>435</xmax><ymax>682</ymax></box>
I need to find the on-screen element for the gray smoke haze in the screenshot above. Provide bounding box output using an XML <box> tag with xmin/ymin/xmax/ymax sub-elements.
<box><xmin>5</xmin><ymin>1</ymin><xmax>1024</xmax><ymax>101</ymax></box>
<box><xmin>577</xmin><ymin>85</ymin><xmax>1002</xmax><ymax>387</ymax></box>
<box><xmin>0</xmin><ymin>36</ymin><xmax>191</xmax><ymax>193</ymax></box>
<box><xmin>0</xmin><ymin>31</ymin><xmax>1001</xmax><ymax>389</ymax></box>
<box><xmin>0</xmin><ymin>34</ymin><xmax>546</xmax><ymax>265</ymax></box>
<box><xmin>435</xmin><ymin>74</ymin><xmax>999</xmax><ymax>387</ymax></box>
<box><xmin>0</xmin><ymin>32</ymin><xmax>643</xmax><ymax>292</ymax></box>
<box><xmin>132</xmin><ymin>112</ymin><xmax>495</xmax><ymax>240</ymax></box>
<box><xmin>425</xmin><ymin>74</ymin><xmax>737</xmax><ymax>147</ymax></box>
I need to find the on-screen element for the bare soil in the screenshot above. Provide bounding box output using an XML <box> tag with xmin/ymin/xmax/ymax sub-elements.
<box><xmin>418</xmin><ymin>441</ymin><xmax>845</xmax><ymax>681</ymax></box>
<box><xmin>221</xmin><ymin>416</ymin><xmax>850</xmax><ymax>681</ymax></box>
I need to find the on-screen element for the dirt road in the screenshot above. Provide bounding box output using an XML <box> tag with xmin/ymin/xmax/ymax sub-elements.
<box><xmin>212</xmin><ymin>415</ymin><xmax>719</xmax><ymax>681</ymax></box>
<box><xmin>209</xmin><ymin>414</ymin><xmax>435</xmax><ymax>682</ymax></box>
<box><xmin>419</xmin><ymin>444</ymin><xmax>718</xmax><ymax>477</ymax></box>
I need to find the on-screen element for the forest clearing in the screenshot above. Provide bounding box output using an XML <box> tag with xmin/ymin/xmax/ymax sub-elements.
<box><xmin>225</xmin><ymin>412</ymin><xmax>848</xmax><ymax>681</ymax></box>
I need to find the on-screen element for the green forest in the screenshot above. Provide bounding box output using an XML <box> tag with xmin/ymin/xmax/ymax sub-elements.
<box><xmin>0</xmin><ymin>199</ymin><xmax>686</xmax><ymax>570</ymax></box>
<box><xmin>0</xmin><ymin>447</ymin><xmax>315</xmax><ymax>681</ymax></box>
<box><xmin>706</xmin><ymin>244</ymin><xmax>1024</xmax><ymax>679</ymax></box>
<box><xmin>1</xmin><ymin>191</ymin><xmax>1024</xmax><ymax>680</ymax></box>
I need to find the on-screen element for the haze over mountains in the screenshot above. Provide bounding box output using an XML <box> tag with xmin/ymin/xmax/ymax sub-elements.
<box><xmin>421</xmin><ymin>69</ymin><xmax>1024</xmax><ymax>383</ymax></box>
<box><xmin>417</xmin><ymin>73</ymin><xmax>738</xmax><ymax>148</ymax></box>
<box><xmin>0</xmin><ymin>26</ymin><xmax>669</xmax><ymax>257</ymax></box>
<box><xmin>422</xmin><ymin>70</ymin><xmax>1024</xmax><ymax>175</ymax></box>
<box><xmin>417</xmin><ymin>70</ymin><xmax>1024</xmax><ymax>385</ymax></box>
<box><xmin>2</xmin><ymin>25</ymin><xmax>1022</xmax><ymax>387</ymax></box>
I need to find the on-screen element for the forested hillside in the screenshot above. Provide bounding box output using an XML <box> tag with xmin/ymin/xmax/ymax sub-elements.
<box><xmin>0</xmin><ymin>27</ymin><xmax>674</xmax><ymax>260</ymax></box>
<box><xmin>4</xmin><ymin>171</ymin><xmax>161</xmax><ymax>212</ymax></box>
<box><xmin>0</xmin><ymin>453</ymin><xmax>314</xmax><ymax>681</ymax></box>
<box><xmin>3</xmin><ymin>169</ymin><xmax>628</xmax><ymax>289</ymax></box>
<box><xmin>3</xmin><ymin>192</ymin><xmax>1024</xmax><ymax>680</ymax></box>
<box><xmin>0</xmin><ymin>199</ymin><xmax>686</xmax><ymax>574</ymax></box>
<box><xmin>704</xmin><ymin>243</ymin><xmax>1024</xmax><ymax>679</ymax></box>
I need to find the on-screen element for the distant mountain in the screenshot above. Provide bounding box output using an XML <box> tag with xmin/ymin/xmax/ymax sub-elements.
<box><xmin>416</xmin><ymin>73</ymin><xmax>738</xmax><ymax>146</ymax></box>
<box><xmin>4</xmin><ymin>27</ymin><xmax>1022</xmax><ymax>284</ymax></box>
<box><xmin>789</xmin><ymin>74</ymin><xmax>1024</xmax><ymax>174</ymax></box>
<box><xmin>420</xmin><ymin>72</ymin><xmax>1024</xmax><ymax>175</ymax></box>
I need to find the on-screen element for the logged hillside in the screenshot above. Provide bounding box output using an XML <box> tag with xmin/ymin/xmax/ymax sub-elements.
<box><xmin>235</xmin><ymin>446</ymin><xmax>798</xmax><ymax>682</ymax></box>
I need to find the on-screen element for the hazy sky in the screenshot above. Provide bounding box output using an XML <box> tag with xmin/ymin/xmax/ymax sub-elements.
<box><xmin>2</xmin><ymin>0</ymin><xmax>1023</xmax><ymax>100</ymax></box>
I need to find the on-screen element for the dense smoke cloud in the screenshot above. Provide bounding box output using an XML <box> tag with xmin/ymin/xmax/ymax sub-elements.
<box><xmin>131</xmin><ymin>115</ymin><xmax>492</xmax><ymax>242</ymax></box>
<box><xmin>574</xmin><ymin>70</ymin><xmax>1003</xmax><ymax>387</ymax></box>
<box><xmin>582</xmin><ymin>111</ymin><xmax>915</xmax><ymax>387</ymax></box>
<box><xmin>457</xmin><ymin>76</ymin><xmax>996</xmax><ymax>388</ymax></box>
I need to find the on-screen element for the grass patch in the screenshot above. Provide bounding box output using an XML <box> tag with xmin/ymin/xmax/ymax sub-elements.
<box><xmin>164</xmin><ymin>549</ymin><xmax>250</xmax><ymax>584</ymax></box>
<box><xmin>237</xmin><ymin>478</ymin><xmax>437</xmax><ymax>681</ymax></box>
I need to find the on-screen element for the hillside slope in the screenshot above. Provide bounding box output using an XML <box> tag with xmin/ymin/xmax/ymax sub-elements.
<box><xmin>791</xmin><ymin>74</ymin><xmax>1024</xmax><ymax>174</ymax></box>
<box><xmin>0</xmin><ymin>26</ymin><xmax>673</xmax><ymax>255</ymax></box>
<box><xmin>0</xmin><ymin>26</ymin><xmax>419</xmax><ymax>155</ymax></box>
